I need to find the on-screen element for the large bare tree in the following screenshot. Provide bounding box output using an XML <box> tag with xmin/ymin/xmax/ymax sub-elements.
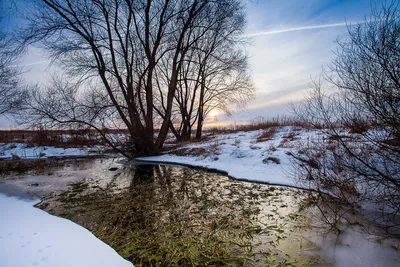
<box><xmin>19</xmin><ymin>0</ymin><xmax>248</xmax><ymax>157</ymax></box>
<box><xmin>153</xmin><ymin>0</ymin><xmax>253</xmax><ymax>141</ymax></box>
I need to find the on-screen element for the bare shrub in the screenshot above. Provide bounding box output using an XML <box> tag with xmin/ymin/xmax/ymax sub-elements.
<box><xmin>206</xmin><ymin>116</ymin><xmax>310</xmax><ymax>135</ymax></box>
<box><xmin>262</xmin><ymin>156</ymin><xmax>280</xmax><ymax>165</ymax></box>
<box><xmin>0</xmin><ymin>128</ymin><xmax>106</xmax><ymax>148</ymax></box>
<box><xmin>292</xmin><ymin>2</ymin><xmax>400</xmax><ymax>235</ymax></box>
<box><xmin>257</xmin><ymin>127</ymin><xmax>276</xmax><ymax>142</ymax></box>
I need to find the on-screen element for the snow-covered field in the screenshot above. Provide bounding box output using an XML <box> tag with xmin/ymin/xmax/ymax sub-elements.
<box><xmin>138</xmin><ymin>126</ymin><xmax>312</xmax><ymax>187</ymax></box>
<box><xmin>0</xmin><ymin>194</ymin><xmax>133</xmax><ymax>267</ymax></box>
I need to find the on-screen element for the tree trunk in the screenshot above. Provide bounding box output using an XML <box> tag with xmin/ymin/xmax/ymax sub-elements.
<box><xmin>196</xmin><ymin>78</ymin><xmax>205</xmax><ymax>140</ymax></box>
<box><xmin>196</xmin><ymin>112</ymin><xmax>203</xmax><ymax>139</ymax></box>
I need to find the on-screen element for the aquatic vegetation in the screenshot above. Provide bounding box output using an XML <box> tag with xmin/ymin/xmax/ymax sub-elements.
<box><xmin>38</xmin><ymin>165</ymin><xmax>322</xmax><ymax>266</ymax></box>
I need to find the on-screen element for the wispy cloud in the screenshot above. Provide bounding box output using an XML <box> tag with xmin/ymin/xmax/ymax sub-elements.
<box><xmin>24</xmin><ymin>60</ymin><xmax>50</xmax><ymax>67</ymax></box>
<box><xmin>244</xmin><ymin>21</ymin><xmax>357</xmax><ymax>37</ymax></box>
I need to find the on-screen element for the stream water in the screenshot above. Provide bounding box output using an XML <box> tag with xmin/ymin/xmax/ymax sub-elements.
<box><xmin>0</xmin><ymin>158</ymin><xmax>399</xmax><ymax>266</ymax></box>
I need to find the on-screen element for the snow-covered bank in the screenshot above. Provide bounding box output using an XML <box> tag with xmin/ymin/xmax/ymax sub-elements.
<box><xmin>0</xmin><ymin>193</ymin><xmax>133</xmax><ymax>267</ymax></box>
<box><xmin>0</xmin><ymin>143</ymin><xmax>104</xmax><ymax>159</ymax></box>
<box><xmin>138</xmin><ymin>127</ymin><xmax>311</xmax><ymax>187</ymax></box>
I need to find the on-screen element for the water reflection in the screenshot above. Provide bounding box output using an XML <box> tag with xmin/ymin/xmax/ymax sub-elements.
<box><xmin>37</xmin><ymin>163</ymin><xmax>322</xmax><ymax>266</ymax></box>
<box><xmin>3</xmin><ymin>158</ymin><xmax>398</xmax><ymax>266</ymax></box>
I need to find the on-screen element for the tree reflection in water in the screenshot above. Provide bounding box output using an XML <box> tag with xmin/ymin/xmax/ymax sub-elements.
<box><xmin>42</xmin><ymin>164</ymin><xmax>321</xmax><ymax>266</ymax></box>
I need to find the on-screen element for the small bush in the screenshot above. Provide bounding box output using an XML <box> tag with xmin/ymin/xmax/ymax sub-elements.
<box><xmin>257</xmin><ymin>127</ymin><xmax>276</xmax><ymax>142</ymax></box>
<box><xmin>262</xmin><ymin>156</ymin><xmax>280</xmax><ymax>164</ymax></box>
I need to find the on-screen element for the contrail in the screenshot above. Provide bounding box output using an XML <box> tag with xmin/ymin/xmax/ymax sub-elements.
<box><xmin>244</xmin><ymin>21</ymin><xmax>357</xmax><ymax>37</ymax></box>
<box><xmin>24</xmin><ymin>60</ymin><xmax>50</xmax><ymax>67</ymax></box>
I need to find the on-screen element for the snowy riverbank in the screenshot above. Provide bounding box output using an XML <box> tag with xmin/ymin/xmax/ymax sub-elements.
<box><xmin>138</xmin><ymin>126</ymin><xmax>313</xmax><ymax>187</ymax></box>
<box><xmin>0</xmin><ymin>193</ymin><xmax>133</xmax><ymax>267</ymax></box>
<box><xmin>0</xmin><ymin>143</ymin><xmax>105</xmax><ymax>159</ymax></box>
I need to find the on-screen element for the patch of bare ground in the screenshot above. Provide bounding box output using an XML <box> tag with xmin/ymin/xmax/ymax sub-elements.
<box><xmin>262</xmin><ymin>156</ymin><xmax>280</xmax><ymax>164</ymax></box>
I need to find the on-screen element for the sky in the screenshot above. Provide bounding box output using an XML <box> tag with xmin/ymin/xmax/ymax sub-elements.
<box><xmin>0</xmin><ymin>0</ymin><xmax>384</xmax><ymax>128</ymax></box>
<box><xmin>217</xmin><ymin>0</ymin><xmax>382</xmax><ymax>124</ymax></box>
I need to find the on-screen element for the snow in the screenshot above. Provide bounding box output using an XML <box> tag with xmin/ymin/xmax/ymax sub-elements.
<box><xmin>0</xmin><ymin>193</ymin><xmax>133</xmax><ymax>267</ymax></box>
<box><xmin>137</xmin><ymin>126</ymin><xmax>310</xmax><ymax>187</ymax></box>
<box><xmin>0</xmin><ymin>143</ymin><xmax>103</xmax><ymax>159</ymax></box>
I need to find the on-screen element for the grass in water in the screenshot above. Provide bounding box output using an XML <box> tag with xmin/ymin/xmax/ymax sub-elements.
<box><xmin>38</xmin><ymin>165</ymin><xmax>323</xmax><ymax>266</ymax></box>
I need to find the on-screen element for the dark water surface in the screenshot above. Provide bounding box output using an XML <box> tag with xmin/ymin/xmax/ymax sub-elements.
<box><xmin>0</xmin><ymin>158</ymin><xmax>327</xmax><ymax>266</ymax></box>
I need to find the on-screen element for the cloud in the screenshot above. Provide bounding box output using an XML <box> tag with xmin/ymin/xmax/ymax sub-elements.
<box><xmin>242</xmin><ymin>23</ymin><xmax>347</xmax><ymax>114</ymax></box>
<box><xmin>217</xmin><ymin>101</ymin><xmax>299</xmax><ymax>124</ymax></box>
<box><xmin>244</xmin><ymin>21</ymin><xmax>356</xmax><ymax>37</ymax></box>
<box><xmin>24</xmin><ymin>60</ymin><xmax>50</xmax><ymax>67</ymax></box>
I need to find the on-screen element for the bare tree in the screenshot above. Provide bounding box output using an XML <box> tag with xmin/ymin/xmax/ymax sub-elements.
<box><xmin>153</xmin><ymin>0</ymin><xmax>253</xmax><ymax>141</ymax></box>
<box><xmin>293</xmin><ymin>2</ymin><xmax>400</xmax><ymax>234</ymax></box>
<box><xmin>19</xmin><ymin>0</ymin><xmax>249</xmax><ymax>157</ymax></box>
<box><xmin>0</xmin><ymin>37</ymin><xmax>23</xmax><ymax>115</ymax></box>
<box><xmin>194</xmin><ymin>47</ymin><xmax>253</xmax><ymax>139</ymax></box>
<box><xmin>0</xmin><ymin>1</ymin><xmax>26</xmax><ymax>116</ymax></box>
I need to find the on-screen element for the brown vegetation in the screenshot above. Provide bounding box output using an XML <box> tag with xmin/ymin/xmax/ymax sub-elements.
<box><xmin>206</xmin><ymin>116</ymin><xmax>310</xmax><ymax>136</ymax></box>
<box><xmin>171</xmin><ymin>143</ymin><xmax>220</xmax><ymax>158</ymax></box>
<box><xmin>0</xmin><ymin>128</ymin><xmax>112</xmax><ymax>147</ymax></box>
<box><xmin>257</xmin><ymin>127</ymin><xmax>277</xmax><ymax>142</ymax></box>
<box><xmin>0</xmin><ymin>159</ymin><xmax>46</xmax><ymax>174</ymax></box>
<box><xmin>262</xmin><ymin>156</ymin><xmax>280</xmax><ymax>164</ymax></box>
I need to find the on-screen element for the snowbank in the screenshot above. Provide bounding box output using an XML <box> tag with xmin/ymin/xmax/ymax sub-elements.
<box><xmin>137</xmin><ymin>127</ymin><xmax>313</xmax><ymax>187</ymax></box>
<box><xmin>0</xmin><ymin>143</ymin><xmax>103</xmax><ymax>159</ymax></box>
<box><xmin>0</xmin><ymin>193</ymin><xmax>133</xmax><ymax>267</ymax></box>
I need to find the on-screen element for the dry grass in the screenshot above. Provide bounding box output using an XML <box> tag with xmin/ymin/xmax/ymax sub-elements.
<box><xmin>0</xmin><ymin>128</ymin><xmax>109</xmax><ymax>148</ymax></box>
<box><xmin>0</xmin><ymin>159</ymin><xmax>47</xmax><ymax>174</ymax></box>
<box><xmin>328</xmin><ymin>134</ymin><xmax>353</xmax><ymax>141</ymax></box>
<box><xmin>205</xmin><ymin>116</ymin><xmax>311</xmax><ymax>135</ymax></box>
<box><xmin>278</xmin><ymin>130</ymin><xmax>300</xmax><ymax>148</ymax></box>
<box><xmin>257</xmin><ymin>127</ymin><xmax>277</xmax><ymax>142</ymax></box>
<box><xmin>171</xmin><ymin>142</ymin><xmax>220</xmax><ymax>158</ymax></box>
<box><xmin>383</xmin><ymin>138</ymin><xmax>400</xmax><ymax>147</ymax></box>
<box><xmin>346</xmin><ymin>120</ymin><xmax>371</xmax><ymax>134</ymax></box>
